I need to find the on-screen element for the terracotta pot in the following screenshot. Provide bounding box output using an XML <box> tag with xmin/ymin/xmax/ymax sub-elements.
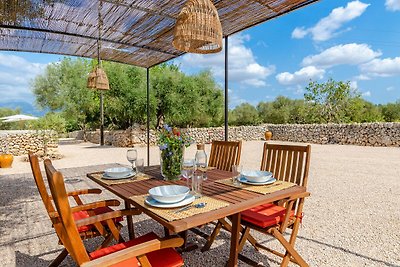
<box><xmin>264</xmin><ymin>131</ymin><xmax>273</xmax><ymax>141</ymax></box>
<box><xmin>0</xmin><ymin>154</ymin><xmax>14</xmax><ymax>168</ymax></box>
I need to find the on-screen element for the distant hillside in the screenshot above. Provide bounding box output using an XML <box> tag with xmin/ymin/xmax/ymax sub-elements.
<box><xmin>0</xmin><ymin>101</ymin><xmax>46</xmax><ymax>117</ymax></box>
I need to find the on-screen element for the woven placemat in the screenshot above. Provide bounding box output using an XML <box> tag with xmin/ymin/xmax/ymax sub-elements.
<box><xmin>90</xmin><ymin>172</ymin><xmax>152</xmax><ymax>186</ymax></box>
<box><xmin>216</xmin><ymin>179</ymin><xmax>296</xmax><ymax>195</ymax></box>
<box><xmin>130</xmin><ymin>195</ymin><xmax>229</xmax><ymax>222</ymax></box>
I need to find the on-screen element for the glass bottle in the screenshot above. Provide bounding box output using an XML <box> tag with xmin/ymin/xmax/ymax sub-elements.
<box><xmin>195</xmin><ymin>143</ymin><xmax>208</xmax><ymax>180</ymax></box>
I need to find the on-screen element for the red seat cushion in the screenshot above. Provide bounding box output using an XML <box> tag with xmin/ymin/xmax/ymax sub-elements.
<box><xmin>72</xmin><ymin>206</ymin><xmax>123</xmax><ymax>233</ymax></box>
<box><xmin>89</xmin><ymin>232</ymin><xmax>184</xmax><ymax>267</ymax></box>
<box><xmin>241</xmin><ymin>203</ymin><xmax>294</xmax><ymax>228</ymax></box>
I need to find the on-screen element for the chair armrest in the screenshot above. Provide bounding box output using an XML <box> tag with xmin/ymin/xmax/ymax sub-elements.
<box><xmin>67</xmin><ymin>188</ymin><xmax>102</xmax><ymax>196</ymax></box>
<box><xmin>75</xmin><ymin>209</ymin><xmax>141</xmax><ymax>227</ymax></box>
<box><xmin>70</xmin><ymin>199</ymin><xmax>121</xmax><ymax>213</ymax></box>
<box><xmin>288</xmin><ymin>191</ymin><xmax>310</xmax><ymax>201</ymax></box>
<box><xmin>81</xmin><ymin>237</ymin><xmax>184</xmax><ymax>267</ymax></box>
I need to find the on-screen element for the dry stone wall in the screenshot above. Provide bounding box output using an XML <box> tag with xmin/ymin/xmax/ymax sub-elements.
<box><xmin>0</xmin><ymin>130</ymin><xmax>59</xmax><ymax>156</ymax></box>
<box><xmin>72</xmin><ymin>123</ymin><xmax>400</xmax><ymax>147</ymax></box>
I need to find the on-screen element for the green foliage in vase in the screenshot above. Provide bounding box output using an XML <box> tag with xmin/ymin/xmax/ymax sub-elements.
<box><xmin>157</xmin><ymin>125</ymin><xmax>191</xmax><ymax>180</ymax></box>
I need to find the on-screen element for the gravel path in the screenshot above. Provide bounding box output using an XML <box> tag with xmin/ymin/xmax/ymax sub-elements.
<box><xmin>0</xmin><ymin>141</ymin><xmax>399</xmax><ymax>266</ymax></box>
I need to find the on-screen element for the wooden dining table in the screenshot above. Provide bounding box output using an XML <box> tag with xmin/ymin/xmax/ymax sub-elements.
<box><xmin>87</xmin><ymin>165</ymin><xmax>307</xmax><ymax>267</ymax></box>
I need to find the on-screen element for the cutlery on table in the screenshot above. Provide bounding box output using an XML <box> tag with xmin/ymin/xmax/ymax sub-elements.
<box><xmin>174</xmin><ymin>202</ymin><xmax>207</xmax><ymax>213</ymax></box>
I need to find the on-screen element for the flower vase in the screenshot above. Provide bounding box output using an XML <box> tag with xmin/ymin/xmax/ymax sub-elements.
<box><xmin>264</xmin><ymin>130</ymin><xmax>273</xmax><ymax>141</ymax></box>
<box><xmin>0</xmin><ymin>154</ymin><xmax>13</xmax><ymax>168</ymax></box>
<box><xmin>160</xmin><ymin>145</ymin><xmax>184</xmax><ymax>181</ymax></box>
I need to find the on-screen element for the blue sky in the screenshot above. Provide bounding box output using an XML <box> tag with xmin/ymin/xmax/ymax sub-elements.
<box><xmin>0</xmin><ymin>0</ymin><xmax>400</xmax><ymax>112</ymax></box>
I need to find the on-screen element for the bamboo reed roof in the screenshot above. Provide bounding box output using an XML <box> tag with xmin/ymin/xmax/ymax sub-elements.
<box><xmin>0</xmin><ymin>0</ymin><xmax>319</xmax><ymax>68</ymax></box>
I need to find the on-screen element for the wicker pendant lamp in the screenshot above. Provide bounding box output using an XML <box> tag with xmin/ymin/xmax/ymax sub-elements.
<box><xmin>173</xmin><ymin>0</ymin><xmax>222</xmax><ymax>54</ymax></box>
<box><xmin>87</xmin><ymin>67</ymin><xmax>109</xmax><ymax>90</ymax></box>
<box><xmin>87</xmin><ymin>0</ymin><xmax>109</xmax><ymax>90</ymax></box>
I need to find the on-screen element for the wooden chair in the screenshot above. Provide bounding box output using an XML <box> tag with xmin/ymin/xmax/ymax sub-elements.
<box><xmin>237</xmin><ymin>143</ymin><xmax>311</xmax><ymax>266</ymax></box>
<box><xmin>29</xmin><ymin>153</ymin><xmax>132</xmax><ymax>266</ymax></box>
<box><xmin>46</xmin><ymin>161</ymin><xmax>184</xmax><ymax>267</ymax></box>
<box><xmin>202</xmin><ymin>143</ymin><xmax>311</xmax><ymax>266</ymax></box>
<box><xmin>208</xmin><ymin>140</ymin><xmax>242</xmax><ymax>171</ymax></box>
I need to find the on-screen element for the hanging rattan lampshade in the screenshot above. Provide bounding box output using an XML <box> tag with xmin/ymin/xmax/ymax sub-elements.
<box><xmin>173</xmin><ymin>0</ymin><xmax>222</xmax><ymax>54</ymax></box>
<box><xmin>87</xmin><ymin>67</ymin><xmax>110</xmax><ymax>90</ymax></box>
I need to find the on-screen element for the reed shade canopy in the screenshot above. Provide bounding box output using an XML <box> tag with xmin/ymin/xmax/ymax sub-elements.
<box><xmin>172</xmin><ymin>0</ymin><xmax>222</xmax><ymax>54</ymax></box>
<box><xmin>0</xmin><ymin>0</ymin><xmax>320</xmax><ymax>68</ymax></box>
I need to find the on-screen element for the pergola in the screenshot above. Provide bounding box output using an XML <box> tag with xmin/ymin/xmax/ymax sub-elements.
<box><xmin>0</xmin><ymin>0</ymin><xmax>319</xmax><ymax>164</ymax></box>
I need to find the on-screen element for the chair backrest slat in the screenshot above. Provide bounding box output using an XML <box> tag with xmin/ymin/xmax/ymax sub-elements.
<box><xmin>290</xmin><ymin>151</ymin><xmax>299</xmax><ymax>184</ymax></box>
<box><xmin>296</xmin><ymin>151</ymin><xmax>305</xmax><ymax>185</ymax></box>
<box><xmin>44</xmin><ymin>160</ymin><xmax>91</xmax><ymax>265</ymax></box>
<box><xmin>28</xmin><ymin>153</ymin><xmax>55</xmax><ymax>215</ymax></box>
<box><xmin>260</xmin><ymin>143</ymin><xmax>311</xmax><ymax>187</ymax></box>
<box><xmin>208</xmin><ymin>140</ymin><xmax>242</xmax><ymax>172</ymax></box>
<box><xmin>284</xmin><ymin>150</ymin><xmax>293</xmax><ymax>182</ymax></box>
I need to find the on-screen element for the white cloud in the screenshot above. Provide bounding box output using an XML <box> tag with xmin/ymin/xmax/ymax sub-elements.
<box><xmin>350</xmin><ymin>81</ymin><xmax>358</xmax><ymax>90</ymax></box>
<box><xmin>385</xmin><ymin>0</ymin><xmax>400</xmax><ymax>11</ymax></box>
<box><xmin>386</xmin><ymin>86</ymin><xmax>395</xmax><ymax>91</ymax></box>
<box><xmin>179</xmin><ymin>34</ymin><xmax>275</xmax><ymax>88</ymax></box>
<box><xmin>291</xmin><ymin>27</ymin><xmax>308</xmax><ymax>39</ymax></box>
<box><xmin>0</xmin><ymin>53</ymin><xmax>47</xmax><ymax>103</ymax></box>
<box><xmin>302</xmin><ymin>43</ymin><xmax>381</xmax><ymax>68</ymax></box>
<box><xmin>292</xmin><ymin>1</ymin><xmax>370</xmax><ymax>41</ymax></box>
<box><xmin>0</xmin><ymin>53</ymin><xmax>46</xmax><ymax>76</ymax></box>
<box><xmin>362</xmin><ymin>90</ymin><xmax>371</xmax><ymax>97</ymax></box>
<box><xmin>354</xmin><ymin>74</ymin><xmax>371</xmax><ymax>80</ymax></box>
<box><xmin>276</xmin><ymin>66</ymin><xmax>325</xmax><ymax>86</ymax></box>
<box><xmin>360</xmin><ymin>57</ymin><xmax>400</xmax><ymax>77</ymax></box>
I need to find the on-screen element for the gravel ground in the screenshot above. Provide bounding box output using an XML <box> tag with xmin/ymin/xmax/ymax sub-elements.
<box><xmin>0</xmin><ymin>141</ymin><xmax>399</xmax><ymax>266</ymax></box>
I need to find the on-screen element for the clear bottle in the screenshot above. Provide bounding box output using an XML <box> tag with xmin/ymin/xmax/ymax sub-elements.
<box><xmin>195</xmin><ymin>143</ymin><xmax>208</xmax><ymax>180</ymax></box>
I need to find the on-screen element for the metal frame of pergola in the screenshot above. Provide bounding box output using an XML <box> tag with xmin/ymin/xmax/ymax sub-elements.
<box><xmin>0</xmin><ymin>0</ymin><xmax>320</xmax><ymax>165</ymax></box>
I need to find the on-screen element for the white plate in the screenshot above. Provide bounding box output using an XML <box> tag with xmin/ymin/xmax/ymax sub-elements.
<box><xmin>104</xmin><ymin>167</ymin><xmax>132</xmax><ymax>178</ymax></box>
<box><xmin>241</xmin><ymin>170</ymin><xmax>273</xmax><ymax>183</ymax></box>
<box><xmin>102</xmin><ymin>171</ymin><xmax>135</xmax><ymax>180</ymax></box>
<box><xmin>238</xmin><ymin>176</ymin><xmax>276</xmax><ymax>185</ymax></box>
<box><xmin>145</xmin><ymin>194</ymin><xmax>195</xmax><ymax>208</ymax></box>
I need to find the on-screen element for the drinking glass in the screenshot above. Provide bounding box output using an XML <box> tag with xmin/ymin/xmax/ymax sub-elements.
<box><xmin>195</xmin><ymin>146</ymin><xmax>208</xmax><ymax>180</ymax></box>
<box><xmin>232</xmin><ymin>165</ymin><xmax>242</xmax><ymax>186</ymax></box>
<box><xmin>192</xmin><ymin>174</ymin><xmax>203</xmax><ymax>198</ymax></box>
<box><xmin>126</xmin><ymin>149</ymin><xmax>137</xmax><ymax>172</ymax></box>
<box><xmin>136</xmin><ymin>158</ymin><xmax>144</xmax><ymax>174</ymax></box>
<box><xmin>182</xmin><ymin>159</ymin><xmax>195</xmax><ymax>188</ymax></box>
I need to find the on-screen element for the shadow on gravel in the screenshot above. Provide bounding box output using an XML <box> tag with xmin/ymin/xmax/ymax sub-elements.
<box><xmin>82</xmin><ymin>145</ymin><xmax>115</xmax><ymax>149</ymax></box>
<box><xmin>297</xmin><ymin>235</ymin><xmax>398</xmax><ymax>267</ymax></box>
<box><xmin>0</xmin><ymin>173</ymin><xmax>38</xmax><ymax>207</ymax></box>
<box><xmin>15</xmin><ymin>250</ymin><xmax>75</xmax><ymax>267</ymax></box>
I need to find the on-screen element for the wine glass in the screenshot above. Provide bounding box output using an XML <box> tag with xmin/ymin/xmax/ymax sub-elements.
<box><xmin>126</xmin><ymin>149</ymin><xmax>137</xmax><ymax>172</ymax></box>
<box><xmin>182</xmin><ymin>159</ymin><xmax>195</xmax><ymax>188</ymax></box>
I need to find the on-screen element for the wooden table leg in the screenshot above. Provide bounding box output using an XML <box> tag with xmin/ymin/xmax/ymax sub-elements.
<box><xmin>164</xmin><ymin>226</ymin><xmax>171</xmax><ymax>237</ymax></box>
<box><xmin>227</xmin><ymin>213</ymin><xmax>241</xmax><ymax>267</ymax></box>
<box><xmin>125</xmin><ymin>201</ymin><xmax>135</xmax><ymax>240</ymax></box>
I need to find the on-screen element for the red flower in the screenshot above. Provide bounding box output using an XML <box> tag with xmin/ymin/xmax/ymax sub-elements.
<box><xmin>172</xmin><ymin>127</ymin><xmax>180</xmax><ymax>136</ymax></box>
